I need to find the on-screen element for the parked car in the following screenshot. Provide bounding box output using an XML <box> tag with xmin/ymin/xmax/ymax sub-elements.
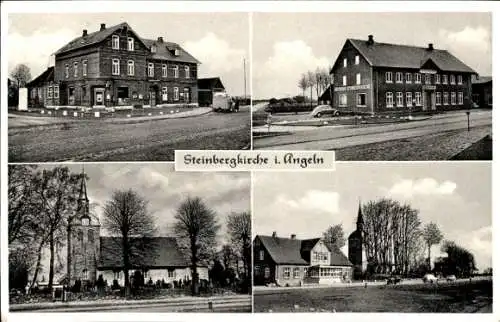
<box><xmin>446</xmin><ymin>275</ymin><xmax>457</xmax><ymax>282</ymax></box>
<box><xmin>310</xmin><ymin>105</ymin><xmax>340</xmax><ymax>118</ymax></box>
<box><xmin>386</xmin><ymin>275</ymin><xmax>402</xmax><ymax>285</ymax></box>
<box><xmin>212</xmin><ymin>92</ymin><xmax>235</xmax><ymax>112</ymax></box>
<box><xmin>423</xmin><ymin>273</ymin><xmax>438</xmax><ymax>283</ymax></box>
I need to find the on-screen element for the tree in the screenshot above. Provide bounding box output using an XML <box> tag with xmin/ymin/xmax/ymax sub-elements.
<box><xmin>422</xmin><ymin>222</ymin><xmax>444</xmax><ymax>271</ymax></box>
<box><xmin>10</xmin><ymin>64</ymin><xmax>32</xmax><ymax>88</ymax></box>
<box><xmin>322</xmin><ymin>224</ymin><xmax>345</xmax><ymax>250</ymax></box>
<box><xmin>307</xmin><ymin>70</ymin><xmax>315</xmax><ymax>107</ymax></box>
<box><xmin>440</xmin><ymin>240</ymin><xmax>476</xmax><ymax>277</ymax></box>
<box><xmin>102</xmin><ymin>189</ymin><xmax>157</xmax><ymax>296</ymax></box>
<box><xmin>298</xmin><ymin>74</ymin><xmax>308</xmax><ymax>99</ymax></box>
<box><xmin>173</xmin><ymin>196</ymin><xmax>220</xmax><ymax>296</ymax></box>
<box><xmin>227</xmin><ymin>211</ymin><xmax>251</xmax><ymax>293</ymax></box>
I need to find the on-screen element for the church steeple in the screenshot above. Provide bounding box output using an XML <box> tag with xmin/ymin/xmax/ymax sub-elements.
<box><xmin>77</xmin><ymin>166</ymin><xmax>90</xmax><ymax>219</ymax></box>
<box><xmin>356</xmin><ymin>200</ymin><xmax>364</xmax><ymax>231</ymax></box>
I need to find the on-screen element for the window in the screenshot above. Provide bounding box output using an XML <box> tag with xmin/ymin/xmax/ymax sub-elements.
<box><xmin>162</xmin><ymin>87</ymin><xmax>168</xmax><ymax>101</ymax></box>
<box><xmin>88</xmin><ymin>229</ymin><xmax>94</xmax><ymax>243</ymax></box>
<box><xmin>283</xmin><ymin>267</ymin><xmax>290</xmax><ymax>279</ymax></box>
<box><xmin>65</xmin><ymin>64</ymin><xmax>69</xmax><ymax>78</ymax></box>
<box><xmin>356</xmin><ymin>73</ymin><xmax>361</xmax><ymax>85</ymax></box>
<box><xmin>125</xmin><ymin>60</ymin><xmax>134</xmax><ymax>76</ymax></box>
<box><xmin>151</xmin><ymin>45</ymin><xmax>156</xmax><ymax>53</ymax></box>
<box><xmin>173</xmin><ymin>65</ymin><xmax>179</xmax><ymax>78</ymax></box>
<box><xmin>396</xmin><ymin>72</ymin><xmax>403</xmax><ymax>83</ymax></box>
<box><xmin>259</xmin><ymin>250</ymin><xmax>264</xmax><ymax>260</ymax></box>
<box><xmin>355</xmin><ymin>55</ymin><xmax>360</xmax><ymax>65</ymax></box>
<box><xmin>293</xmin><ymin>267</ymin><xmax>300</xmax><ymax>279</ymax></box>
<box><xmin>386</xmin><ymin>92</ymin><xmax>394</xmax><ymax>107</ymax></box>
<box><xmin>112</xmin><ymin>35</ymin><xmax>120</xmax><ymax>49</ymax></box>
<box><xmin>53</xmin><ymin>85</ymin><xmax>59</xmax><ymax>99</ymax></box>
<box><xmin>112</xmin><ymin>59</ymin><xmax>120</xmax><ymax>75</ymax></box>
<box><xmin>436</xmin><ymin>92</ymin><xmax>442</xmax><ymax>105</ymax></box>
<box><xmin>73</xmin><ymin>62</ymin><xmax>78</xmax><ymax>77</ymax></box>
<box><xmin>168</xmin><ymin>269</ymin><xmax>176</xmax><ymax>278</ymax></box>
<box><xmin>450</xmin><ymin>75</ymin><xmax>456</xmax><ymax>85</ymax></box>
<box><xmin>148</xmin><ymin>63</ymin><xmax>154</xmax><ymax>77</ymax></box>
<box><xmin>396</xmin><ymin>92</ymin><xmax>403</xmax><ymax>107</ymax></box>
<box><xmin>357</xmin><ymin>93</ymin><xmax>366</xmax><ymax>106</ymax></box>
<box><xmin>339</xmin><ymin>94</ymin><xmax>347</xmax><ymax>106</ymax></box>
<box><xmin>451</xmin><ymin>92</ymin><xmax>456</xmax><ymax>105</ymax></box>
<box><xmin>343</xmin><ymin>58</ymin><xmax>347</xmax><ymax>67</ymax></box>
<box><xmin>185</xmin><ymin>66</ymin><xmax>190</xmax><ymax>79</ymax></box>
<box><xmin>415</xmin><ymin>92</ymin><xmax>422</xmax><ymax>106</ymax></box>
<box><xmin>184</xmin><ymin>88</ymin><xmax>190</xmax><ymax>102</ymax></box>
<box><xmin>406</xmin><ymin>92</ymin><xmax>412</xmax><ymax>106</ymax></box>
<box><xmin>457</xmin><ymin>75</ymin><xmax>463</xmax><ymax>85</ymax></box>
<box><xmin>342</xmin><ymin>75</ymin><xmax>347</xmax><ymax>86</ymax></box>
<box><xmin>47</xmin><ymin>86</ymin><xmax>53</xmax><ymax>99</ymax></box>
<box><xmin>82</xmin><ymin>60</ymin><xmax>87</xmax><ymax>76</ymax></box>
<box><xmin>415</xmin><ymin>73</ymin><xmax>421</xmax><ymax>84</ymax></box>
<box><xmin>174</xmin><ymin>87</ymin><xmax>179</xmax><ymax>100</ymax></box>
<box><xmin>304</xmin><ymin>267</ymin><xmax>308</xmax><ymax>277</ymax></box>
<box><xmin>425</xmin><ymin>74</ymin><xmax>431</xmax><ymax>85</ymax></box>
<box><xmin>264</xmin><ymin>267</ymin><xmax>270</xmax><ymax>278</ymax></box>
<box><xmin>443</xmin><ymin>92</ymin><xmax>449</xmax><ymax>105</ymax></box>
<box><xmin>435</xmin><ymin>74</ymin><xmax>441</xmax><ymax>84</ymax></box>
<box><xmin>442</xmin><ymin>75</ymin><xmax>448</xmax><ymax>84</ymax></box>
<box><xmin>458</xmin><ymin>92</ymin><xmax>463</xmax><ymax>105</ymax></box>
<box><xmin>406</xmin><ymin>73</ymin><xmax>412</xmax><ymax>83</ymax></box>
<box><xmin>117</xmin><ymin>87</ymin><xmax>129</xmax><ymax>99</ymax></box>
<box><xmin>162</xmin><ymin>64</ymin><xmax>167</xmax><ymax>77</ymax></box>
<box><xmin>127</xmin><ymin>37</ymin><xmax>134</xmax><ymax>51</ymax></box>
<box><xmin>385</xmin><ymin>72</ymin><xmax>393</xmax><ymax>83</ymax></box>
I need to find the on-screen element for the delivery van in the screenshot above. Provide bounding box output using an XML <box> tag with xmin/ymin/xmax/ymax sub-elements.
<box><xmin>212</xmin><ymin>92</ymin><xmax>235</xmax><ymax>112</ymax></box>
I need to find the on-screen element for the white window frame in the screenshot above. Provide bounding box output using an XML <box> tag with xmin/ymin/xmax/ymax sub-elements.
<box><xmin>259</xmin><ymin>250</ymin><xmax>264</xmax><ymax>261</ymax></box>
<box><xmin>355</xmin><ymin>55</ymin><xmax>360</xmax><ymax>65</ymax></box>
<box><xmin>82</xmin><ymin>60</ymin><xmax>87</xmax><ymax>76</ymax></box>
<box><xmin>458</xmin><ymin>92</ymin><xmax>463</xmax><ymax>105</ymax></box>
<box><xmin>425</xmin><ymin>74</ymin><xmax>431</xmax><ymax>85</ymax></box>
<box><xmin>435</xmin><ymin>74</ymin><xmax>440</xmax><ymax>84</ymax></box>
<box><xmin>127</xmin><ymin>37</ymin><xmax>134</xmax><ymax>51</ymax></box>
<box><xmin>293</xmin><ymin>267</ymin><xmax>300</xmax><ymax>279</ymax></box>
<box><xmin>185</xmin><ymin>66</ymin><xmax>190</xmax><ymax>79</ymax></box>
<box><xmin>357</xmin><ymin>93</ymin><xmax>366</xmax><ymax>107</ymax></box>
<box><xmin>148</xmin><ymin>63</ymin><xmax>154</xmax><ymax>77</ymax></box>
<box><xmin>151</xmin><ymin>45</ymin><xmax>157</xmax><ymax>53</ymax></box>
<box><xmin>450</xmin><ymin>75</ymin><xmax>456</xmax><ymax>85</ymax></box>
<box><xmin>396</xmin><ymin>72</ymin><xmax>403</xmax><ymax>83</ymax></box>
<box><xmin>396</xmin><ymin>92</ymin><xmax>403</xmax><ymax>107</ymax></box>
<box><xmin>415</xmin><ymin>73</ymin><xmax>421</xmax><ymax>84</ymax></box>
<box><xmin>73</xmin><ymin>62</ymin><xmax>78</xmax><ymax>78</ymax></box>
<box><xmin>342</xmin><ymin>75</ymin><xmax>347</xmax><ymax>86</ymax></box>
<box><xmin>386</xmin><ymin>92</ymin><xmax>394</xmax><ymax>108</ymax></box>
<box><xmin>112</xmin><ymin>35</ymin><xmax>120</xmax><ymax>50</ymax></box>
<box><xmin>385</xmin><ymin>72</ymin><xmax>393</xmax><ymax>83</ymax></box>
<box><xmin>451</xmin><ymin>92</ymin><xmax>456</xmax><ymax>105</ymax></box>
<box><xmin>162</xmin><ymin>64</ymin><xmax>168</xmax><ymax>77</ymax></box>
<box><xmin>436</xmin><ymin>92</ymin><xmax>442</xmax><ymax>105</ymax></box>
<box><xmin>406</xmin><ymin>92</ymin><xmax>412</xmax><ymax>106</ymax></box>
<box><xmin>65</xmin><ymin>64</ymin><xmax>69</xmax><ymax>78</ymax></box>
<box><xmin>443</xmin><ymin>92</ymin><xmax>449</xmax><ymax>105</ymax></box>
<box><xmin>174</xmin><ymin>87</ymin><xmax>179</xmax><ymax>100</ymax></box>
<box><xmin>47</xmin><ymin>86</ymin><xmax>53</xmax><ymax>99</ymax></box>
<box><xmin>457</xmin><ymin>75</ymin><xmax>463</xmax><ymax>85</ymax></box>
<box><xmin>343</xmin><ymin>58</ymin><xmax>347</xmax><ymax>67</ymax></box>
<box><xmin>415</xmin><ymin>92</ymin><xmax>422</xmax><ymax>106</ymax></box>
<box><xmin>339</xmin><ymin>94</ymin><xmax>347</xmax><ymax>106</ymax></box>
<box><xmin>53</xmin><ymin>85</ymin><xmax>59</xmax><ymax>99</ymax></box>
<box><xmin>356</xmin><ymin>73</ymin><xmax>361</xmax><ymax>85</ymax></box>
<box><xmin>405</xmin><ymin>73</ymin><xmax>412</xmax><ymax>83</ymax></box>
<box><xmin>173</xmin><ymin>65</ymin><xmax>179</xmax><ymax>78</ymax></box>
<box><xmin>127</xmin><ymin>60</ymin><xmax>135</xmax><ymax>76</ymax></box>
<box><xmin>442</xmin><ymin>75</ymin><xmax>448</xmax><ymax>84</ymax></box>
<box><xmin>162</xmin><ymin>87</ymin><xmax>168</xmax><ymax>101</ymax></box>
<box><xmin>283</xmin><ymin>267</ymin><xmax>291</xmax><ymax>279</ymax></box>
<box><xmin>112</xmin><ymin>59</ymin><xmax>120</xmax><ymax>75</ymax></box>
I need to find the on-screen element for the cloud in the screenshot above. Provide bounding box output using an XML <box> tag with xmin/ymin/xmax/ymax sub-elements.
<box><xmin>254</xmin><ymin>40</ymin><xmax>330</xmax><ymax>98</ymax></box>
<box><xmin>276</xmin><ymin>190</ymin><xmax>339</xmax><ymax>214</ymax></box>
<box><xmin>388</xmin><ymin>178</ymin><xmax>457</xmax><ymax>198</ymax></box>
<box><xmin>439</xmin><ymin>26</ymin><xmax>491</xmax><ymax>52</ymax></box>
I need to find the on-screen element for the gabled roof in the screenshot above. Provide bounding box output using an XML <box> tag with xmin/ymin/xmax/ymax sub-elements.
<box><xmin>472</xmin><ymin>76</ymin><xmax>492</xmax><ymax>84</ymax></box>
<box><xmin>335</xmin><ymin>38</ymin><xmax>476</xmax><ymax>74</ymax></box>
<box><xmin>98</xmin><ymin>237</ymin><xmax>189</xmax><ymax>269</ymax></box>
<box><xmin>198</xmin><ymin>77</ymin><xmax>225</xmax><ymax>90</ymax></box>
<box><xmin>55</xmin><ymin>22</ymin><xmax>147</xmax><ymax>55</ymax></box>
<box><xmin>319</xmin><ymin>84</ymin><xmax>334</xmax><ymax>101</ymax></box>
<box><xmin>141</xmin><ymin>38</ymin><xmax>200</xmax><ymax>64</ymax></box>
<box><xmin>324</xmin><ymin>243</ymin><xmax>353</xmax><ymax>267</ymax></box>
<box><xmin>26</xmin><ymin>67</ymin><xmax>54</xmax><ymax>87</ymax></box>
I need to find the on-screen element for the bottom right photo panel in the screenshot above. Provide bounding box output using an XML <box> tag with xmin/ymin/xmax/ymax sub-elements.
<box><xmin>252</xmin><ymin>162</ymin><xmax>492</xmax><ymax>313</ymax></box>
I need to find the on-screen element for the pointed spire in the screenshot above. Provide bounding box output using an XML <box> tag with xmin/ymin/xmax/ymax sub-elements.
<box><xmin>77</xmin><ymin>165</ymin><xmax>90</xmax><ymax>218</ymax></box>
<box><xmin>356</xmin><ymin>199</ymin><xmax>364</xmax><ymax>225</ymax></box>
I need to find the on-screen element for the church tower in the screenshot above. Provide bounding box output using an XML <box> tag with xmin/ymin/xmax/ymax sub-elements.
<box><xmin>348</xmin><ymin>201</ymin><xmax>366</xmax><ymax>279</ymax></box>
<box><xmin>69</xmin><ymin>169</ymin><xmax>100</xmax><ymax>286</ymax></box>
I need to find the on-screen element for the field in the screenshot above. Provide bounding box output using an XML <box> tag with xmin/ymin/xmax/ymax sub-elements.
<box><xmin>253</xmin><ymin>279</ymin><xmax>492</xmax><ymax>313</ymax></box>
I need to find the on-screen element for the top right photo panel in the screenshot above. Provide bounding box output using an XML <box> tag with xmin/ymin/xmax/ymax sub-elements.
<box><xmin>252</xmin><ymin>12</ymin><xmax>492</xmax><ymax>161</ymax></box>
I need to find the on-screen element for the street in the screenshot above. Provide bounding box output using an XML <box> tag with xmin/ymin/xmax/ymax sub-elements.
<box><xmin>8</xmin><ymin>106</ymin><xmax>250</xmax><ymax>162</ymax></box>
<box><xmin>253</xmin><ymin>110</ymin><xmax>492</xmax><ymax>153</ymax></box>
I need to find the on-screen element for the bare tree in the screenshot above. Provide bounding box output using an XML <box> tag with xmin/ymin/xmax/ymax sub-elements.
<box><xmin>10</xmin><ymin>64</ymin><xmax>32</xmax><ymax>88</ymax></box>
<box><xmin>298</xmin><ymin>73</ymin><xmax>308</xmax><ymax>99</ymax></box>
<box><xmin>422</xmin><ymin>222</ymin><xmax>444</xmax><ymax>271</ymax></box>
<box><xmin>173</xmin><ymin>196</ymin><xmax>220</xmax><ymax>296</ymax></box>
<box><xmin>102</xmin><ymin>189</ymin><xmax>156</xmax><ymax>296</ymax></box>
<box><xmin>227</xmin><ymin>211</ymin><xmax>251</xmax><ymax>291</ymax></box>
<box><xmin>322</xmin><ymin>224</ymin><xmax>345</xmax><ymax>250</ymax></box>
<box><xmin>307</xmin><ymin>70</ymin><xmax>315</xmax><ymax>107</ymax></box>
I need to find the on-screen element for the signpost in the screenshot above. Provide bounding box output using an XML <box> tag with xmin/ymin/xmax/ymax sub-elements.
<box><xmin>466</xmin><ymin>111</ymin><xmax>471</xmax><ymax>132</ymax></box>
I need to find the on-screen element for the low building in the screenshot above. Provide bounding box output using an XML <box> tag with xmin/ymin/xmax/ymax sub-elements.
<box><xmin>331</xmin><ymin>35</ymin><xmax>477</xmax><ymax>114</ymax></box>
<box><xmin>197</xmin><ymin>77</ymin><xmax>225</xmax><ymax>106</ymax></box>
<box><xmin>472</xmin><ymin>76</ymin><xmax>492</xmax><ymax>108</ymax></box>
<box><xmin>26</xmin><ymin>67</ymin><xmax>59</xmax><ymax>108</ymax></box>
<box><xmin>253</xmin><ymin>232</ymin><xmax>352</xmax><ymax>286</ymax></box>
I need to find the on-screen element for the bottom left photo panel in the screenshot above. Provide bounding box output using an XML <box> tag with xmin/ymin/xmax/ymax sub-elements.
<box><xmin>7</xmin><ymin>163</ymin><xmax>252</xmax><ymax>313</ymax></box>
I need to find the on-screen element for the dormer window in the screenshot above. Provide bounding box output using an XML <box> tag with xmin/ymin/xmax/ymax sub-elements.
<box><xmin>174</xmin><ymin>49</ymin><xmax>180</xmax><ymax>56</ymax></box>
<box><xmin>82</xmin><ymin>217</ymin><xmax>90</xmax><ymax>226</ymax></box>
<box><xmin>151</xmin><ymin>45</ymin><xmax>157</xmax><ymax>53</ymax></box>
<box><xmin>127</xmin><ymin>37</ymin><xmax>134</xmax><ymax>51</ymax></box>
<box><xmin>112</xmin><ymin>35</ymin><xmax>120</xmax><ymax>49</ymax></box>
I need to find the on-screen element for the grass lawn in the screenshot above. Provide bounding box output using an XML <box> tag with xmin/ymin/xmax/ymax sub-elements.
<box><xmin>335</xmin><ymin>125</ymin><xmax>492</xmax><ymax>161</ymax></box>
<box><xmin>254</xmin><ymin>279</ymin><xmax>492</xmax><ymax>313</ymax></box>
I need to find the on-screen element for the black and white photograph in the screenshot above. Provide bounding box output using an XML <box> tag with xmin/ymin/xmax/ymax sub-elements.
<box><xmin>7</xmin><ymin>12</ymin><xmax>251</xmax><ymax>162</ymax></box>
<box><xmin>252</xmin><ymin>163</ymin><xmax>492</xmax><ymax>312</ymax></box>
<box><xmin>8</xmin><ymin>164</ymin><xmax>251</xmax><ymax>312</ymax></box>
<box><xmin>252</xmin><ymin>13</ymin><xmax>492</xmax><ymax>161</ymax></box>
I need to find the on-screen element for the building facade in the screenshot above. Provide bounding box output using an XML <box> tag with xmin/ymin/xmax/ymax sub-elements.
<box><xmin>253</xmin><ymin>232</ymin><xmax>352</xmax><ymax>286</ymax></box>
<box><xmin>197</xmin><ymin>77</ymin><xmax>226</xmax><ymax>107</ymax></box>
<box><xmin>472</xmin><ymin>76</ymin><xmax>492</xmax><ymax>109</ymax></box>
<box><xmin>48</xmin><ymin>22</ymin><xmax>199</xmax><ymax>108</ymax></box>
<box><xmin>26</xmin><ymin>67</ymin><xmax>60</xmax><ymax>108</ymax></box>
<box><xmin>331</xmin><ymin>36</ymin><xmax>477</xmax><ymax>114</ymax></box>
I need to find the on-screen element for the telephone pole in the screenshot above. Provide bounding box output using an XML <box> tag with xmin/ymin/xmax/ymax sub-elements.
<box><xmin>243</xmin><ymin>58</ymin><xmax>247</xmax><ymax>100</ymax></box>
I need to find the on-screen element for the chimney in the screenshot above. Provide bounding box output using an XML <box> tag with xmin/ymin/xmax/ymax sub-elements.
<box><xmin>100</xmin><ymin>23</ymin><xmax>106</xmax><ymax>31</ymax></box>
<box><xmin>290</xmin><ymin>234</ymin><xmax>296</xmax><ymax>240</ymax></box>
<box><xmin>272</xmin><ymin>231</ymin><xmax>277</xmax><ymax>238</ymax></box>
<box><xmin>367</xmin><ymin>35</ymin><xmax>374</xmax><ymax>45</ymax></box>
<box><xmin>82</xmin><ymin>29</ymin><xmax>88</xmax><ymax>37</ymax></box>
<box><xmin>427</xmin><ymin>43</ymin><xmax>434</xmax><ymax>51</ymax></box>
<box><xmin>157</xmin><ymin>37</ymin><xmax>164</xmax><ymax>43</ymax></box>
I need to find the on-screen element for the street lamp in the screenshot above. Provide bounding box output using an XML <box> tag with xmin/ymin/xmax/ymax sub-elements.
<box><xmin>466</xmin><ymin>110</ymin><xmax>471</xmax><ymax>132</ymax></box>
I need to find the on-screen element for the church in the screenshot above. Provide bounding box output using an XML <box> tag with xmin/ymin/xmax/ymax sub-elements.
<box><xmin>348</xmin><ymin>202</ymin><xmax>368</xmax><ymax>279</ymax></box>
<box><xmin>67</xmin><ymin>172</ymin><xmax>208</xmax><ymax>288</ymax></box>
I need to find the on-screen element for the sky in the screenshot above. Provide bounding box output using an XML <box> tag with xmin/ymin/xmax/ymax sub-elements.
<box><xmin>7</xmin><ymin>13</ymin><xmax>249</xmax><ymax>96</ymax></box>
<box><xmin>253</xmin><ymin>12</ymin><xmax>492</xmax><ymax>99</ymax></box>
<box><xmin>253</xmin><ymin>162</ymin><xmax>492</xmax><ymax>271</ymax></box>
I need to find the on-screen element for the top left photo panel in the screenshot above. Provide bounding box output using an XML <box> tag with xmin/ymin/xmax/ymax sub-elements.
<box><xmin>7</xmin><ymin>12</ymin><xmax>251</xmax><ymax>162</ymax></box>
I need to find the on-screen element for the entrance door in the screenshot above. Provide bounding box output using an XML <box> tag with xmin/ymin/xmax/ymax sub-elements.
<box><xmin>149</xmin><ymin>91</ymin><xmax>156</xmax><ymax>107</ymax></box>
<box><xmin>94</xmin><ymin>88</ymin><xmax>105</xmax><ymax>106</ymax></box>
<box><xmin>423</xmin><ymin>91</ymin><xmax>435</xmax><ymax>111</ymax></box>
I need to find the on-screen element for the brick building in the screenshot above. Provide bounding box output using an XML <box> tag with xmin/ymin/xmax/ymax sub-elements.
<box><xmin>38</xmin><ymin>22</ymin><xmax>199</xmax><ymax>108</ymax></box>
<box><xmin>331</xmin><ymin>35</ymin><xmax>477</xmax><ymax>114</ymax></box>
<box><xmin>253</xmin><ymin>232</ymin><xmax>352</xmax><ymax>286</ymax></box>
<box><xmin>26</xmin><ymin>67</ymin><xmax>59</xmax><ymax>108</ymax></box>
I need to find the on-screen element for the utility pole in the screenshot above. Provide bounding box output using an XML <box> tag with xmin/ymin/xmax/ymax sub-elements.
<box><xmin>243</xmin><ymin>58</ymin><xmax>247</xmax><ymax>100</ymax></box>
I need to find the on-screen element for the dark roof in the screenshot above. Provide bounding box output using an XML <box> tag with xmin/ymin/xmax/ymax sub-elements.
<box><xmin>26</xmin><ymin>67</ymin><xmax>54</xmax><ymax>87</ymax></box>
<box><xmin>141</xmin><ymin>38</ymin><xmax>200</xmax><ymax>64</ymax></box>
<box><xmin>98</xmin><ymin>237</ymin><xmax>189</xmax><ymax>269</ymax></box>
<box><xmin>319</xmin><ymin>84</ymin><xmax>334</xmax><ymax>101</ymax></box>
<box><xmin>472</xmin><ymin>76</ymin><xmax>492</xmax><ymax>84</ymax></box>
<box><xmin>324</xmin><ymin>243</ymin><xmax>353</xmax><ymax>267</ymax></box>
<box><xmin>197</xmin><ymin>77</ymin><xmax>225</xmax><ymax>90</ymax></box>
<box><xmin>340</xmin><ymin>38</ymin><xmax>476</xmax><ymax>73</ymax></box>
